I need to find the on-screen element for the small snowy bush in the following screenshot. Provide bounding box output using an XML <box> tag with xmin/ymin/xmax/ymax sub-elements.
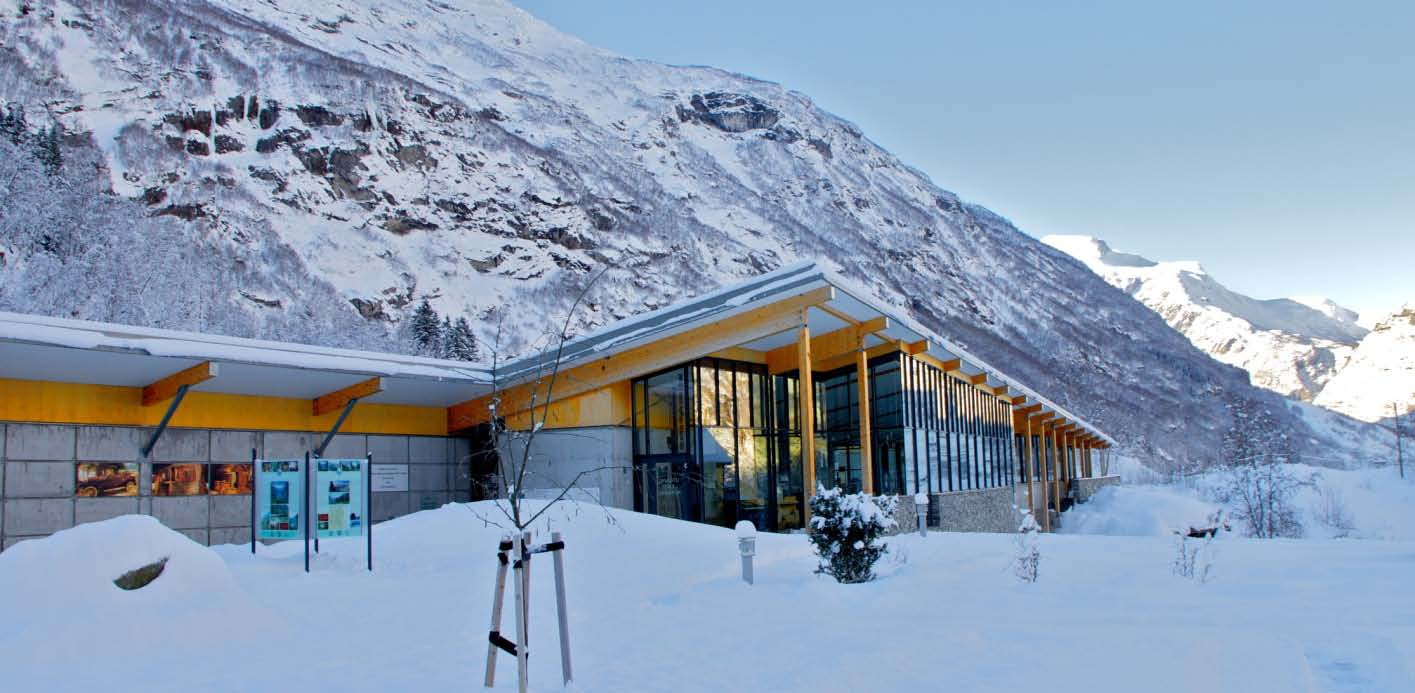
<box><xmin>1172</xmin><ymin>511</ymin><xmax>1222</xmax><ymax>583</ymax></box>
<box><xmin>808</xmin><ymin>486</ymin><xmax>897</xmax><ymax>584</ymax></box>
<box><xmin>1313</xmin><ymin>485</ymin><xmax>1354</xmax><ymax>537</ymax></box>
<box><xmin>1013</xmin><ymin>507</ymin><xmax>1041</xmax><ymax>583</ymax></box>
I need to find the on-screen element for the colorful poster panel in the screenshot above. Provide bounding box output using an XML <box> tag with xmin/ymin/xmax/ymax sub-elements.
<box><xmin>75</xmin><ymin>463</ymin><xmax>138</xmax><ymax>497</ymax></box>
<box><xmin>152</xmin><ymin>463</ymin><xmax>207</xmax><ymax>496</ymax></box>
<box><xmin>316</xmin><ymin>459</ymin><xmax>365</xmax><ymax>538</ymax></box>
<box><xmin>256</xmin><ymin>459</ymin><xmax>303</xmax><ymax>540</ymax></box>
<box><xmin>210</xmin><ymin>463</ymin><xmax>254</xmax><ymax>495</ymax></box>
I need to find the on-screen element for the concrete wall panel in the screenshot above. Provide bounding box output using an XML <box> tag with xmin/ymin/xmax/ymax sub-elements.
<box><xmin>371</xmin><ymin>491</ymin><xmax>410</xmax><ymax>522</ymax></box>
<box><xmin>76</xmin><ymin>426</ymin><xmax>139</xmax><ymax>461</ymax></box>
<box><xmin>76</xmin><ymin>497</ymin><xmax>140</xmax><ymax>524</ymax></box>
<box><xmin>9</xmin><ymin>424</ymin><xmax>76</xmax><ymax>461</ymax></box>
<box><xmin>5</xmin><ymin>462</ymin><xmax>75</xmax><ymax>497</ymax></box>
<box><xmin>211</xmin><ymin>430</ymin><xmax>260</xmax><ymax>462</ymax></box>
<box><xmin>211</xmin><ymin>495</ymin><xmax>252</xmax><ymax>527</ymax></box>
<box><xmin>408</xmin><ymin>436</ymin><xmax>446</xmax><ymax>463</ymax></box>
<box><xmin>320</xmin><ymin>434</ymin><xmax>367</xmax><ymax>459</ymax></box>
<box><xmin>150</xmin><ymin>428</ymin><xmax>209</xmax><ymax>462</ymax></box>
<box><xmin>209</xmin><ymin>527</ymin><xmax>249</xmax><ymax>546</ymax></box>
<box><xmin>368</xmin><ymin>436</ymin><xmax>409</xmax><ymax>463</ymax></box>
<box><xmin>152</xmin><ymin>496</ymin><xmax>210</xmax><ymax>530</ymax></box>
<box><xmin>263</xmin><ymin>432</ymin><xmax>316</xmax><ymax>459</ymax></box>
<box><xmin>4</xmin><ymin>498</ymin><xmax>74</xmax><ymax>535</ymax></box>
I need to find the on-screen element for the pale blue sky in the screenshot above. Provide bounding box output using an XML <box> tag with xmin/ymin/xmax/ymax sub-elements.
<box><xmin>513</xmin><ymin>1</ymin><xmax>1414</xmax><ymax>322</ymax></box>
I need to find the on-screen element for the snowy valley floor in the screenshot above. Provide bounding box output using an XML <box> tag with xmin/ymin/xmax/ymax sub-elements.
<box><xmin>2</xmin><ymin>486</ymin><xmax>1413</xmax><ymax>692</ymax></box>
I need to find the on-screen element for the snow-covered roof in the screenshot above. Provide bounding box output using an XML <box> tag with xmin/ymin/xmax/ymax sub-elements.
<box><xmin>497</xmin><ymin>261</ymin><xmax>1115</xmax><ymax>443</ymax></box>
<box><xmin>0</xmin><ymin>312</ymin><xmax>491</xmax><ymax>407</ymax></box>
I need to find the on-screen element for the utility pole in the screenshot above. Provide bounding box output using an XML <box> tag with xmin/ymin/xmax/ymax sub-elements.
<box><xmin>1395</xmin><ymin>402</ymin><xmax>1406</xmax><ymax>480</ymax></box>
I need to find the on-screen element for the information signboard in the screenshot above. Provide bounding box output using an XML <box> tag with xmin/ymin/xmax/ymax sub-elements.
<box><xmin>255</xmin><ymin>459</ymin><xmax>304</xmax><ymax>540</ymax></box>
<box><xmin>316</xmin><ymin>459</ymin><xmax>367</xmax><ymax>538</ymax></box>
<box><xmin>371</xmin><ymin>463</ymin><xmax>409</xmax><ymax>492</ymax></box>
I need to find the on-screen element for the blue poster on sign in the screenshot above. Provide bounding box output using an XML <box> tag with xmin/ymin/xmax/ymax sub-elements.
<box><xmin>255</xmin><ymin>459</ymin><xmax>304</xmax><ymax>540</ymax></box>
<box><xmin>316</xmin><ymin>459</ymin><xmax>367</xmax><ymax>538</ymax></box>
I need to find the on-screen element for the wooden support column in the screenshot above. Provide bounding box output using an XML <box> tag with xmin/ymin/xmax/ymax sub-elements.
<box><xmin>1051</xmin><ymin>425</ymin><xmax>1062</xmax><ymax>514</ymax></box>
<box><xmin>1034</xmin><ymin>418</ymin><xmax>1052</xmax><ymax>531</ymax></box>
<box><xmin>856</xmin><ymin>335</ymin><xmax>874</xmax><ymax>495</ymax></box>
<box><xmin>798</xmin><ymin>312</ymin><xmax>816</xmax><ymax>513</ymax></box>
<box><xmin>1023</xmin><ymin>416</ymin><xmax>1036</xmax><ymax>524</ymax></box>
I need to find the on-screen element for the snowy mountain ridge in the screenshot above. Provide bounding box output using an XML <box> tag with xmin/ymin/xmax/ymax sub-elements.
<box><xmin>0</xmin><ymin>0</ymin><xmax>1394</xmax><ymax>468</ymax></box>
<box><xmin>1314</xmin><ymin>304</ymin><xmax>1415</xmax><ymax>422</ymax></box>
<box><xmin>1042</xmin><ymin>234</ymin><xmax>1368</xmax><ymax>402</ymax></box>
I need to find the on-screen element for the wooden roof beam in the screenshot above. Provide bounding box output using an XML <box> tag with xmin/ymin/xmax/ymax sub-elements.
<box><xmin>313</xmin><ymin>377</ymin><xmax>383</xmax><ymax>417</ymax></box>
<box><xmin>766</xmin><ymin>317</ymin><xmax>888</xmax><ymax>374</ymax></box>
<box><xmin>142</xmin><ymin>361</ymin><xmax>218</xmax><ymax>406</ymax></box>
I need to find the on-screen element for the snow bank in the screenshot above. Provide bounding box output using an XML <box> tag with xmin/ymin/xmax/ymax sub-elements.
<box><xmin>1059</xmin><ymin>464</ymin><xmax>1415</xmax><ymax>541</ymax></box>
<box><xmin>1057</xmin><ymin>485</ymin><xmax>1220</xmax><ymax>536</ymax></box>
<box><xmin>0</xmin><ymin>516</ymin><xmax>271</xmax><ymax>663</ymax></box>
<box><xmin>5</xmin><ymin>502</ymin><xmax>1415</xmax><ymax>691</ymax></box>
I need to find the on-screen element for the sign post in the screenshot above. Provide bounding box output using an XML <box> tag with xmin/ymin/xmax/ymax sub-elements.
<box><xmin>313</xmin><ymin>455</ymin><xmax>373</xmax><ymax>572</ymax></box>
<box><xmin>253</xmin><ymin>456</ymin><xmax>308</xmax><ymax>571</ymax></box>
<box><xmin>304</xmin><ymin>452</ymin><xmax>311</xmax><ymax>573</ymax></box>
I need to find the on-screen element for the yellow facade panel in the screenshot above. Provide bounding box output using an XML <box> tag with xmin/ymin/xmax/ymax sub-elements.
<box><xmin>0</xmin><ymin>378</ymin><xmax>447</xmax><ymax>436</ymax></box>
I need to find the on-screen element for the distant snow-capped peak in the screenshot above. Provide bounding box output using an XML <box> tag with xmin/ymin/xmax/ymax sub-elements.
<box><xmin>1043</xmin><ymin>234</ymin><xmax>1366</xmax><ymax>402</ymax></box>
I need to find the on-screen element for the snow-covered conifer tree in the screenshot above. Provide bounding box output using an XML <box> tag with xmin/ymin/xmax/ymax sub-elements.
<box><xmin>408</xmin><ymin>300</ymin><xmax>441</xmax><ymax>355</ymax></box>
<box><xmin>446</xmin><ymin>316</ymin><xmax>479</xmax><ymax>361</ymax></box>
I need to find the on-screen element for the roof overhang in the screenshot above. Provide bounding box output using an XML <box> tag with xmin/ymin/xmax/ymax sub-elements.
<box><xmin>0</xmin><ymin>312</ymin><xmax>492</xmax><ymax>408</ymax></box>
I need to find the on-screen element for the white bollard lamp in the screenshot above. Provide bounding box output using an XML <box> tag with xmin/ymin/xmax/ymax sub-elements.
<box><xmin>735</xmin><ymin>520</ymin><xmax>757</xmax><ymax>585</ymax></box>
<box><xmin>914</xmin><ymin>492</ymin><xmax>929</xmax><ymax>537</ymax></box>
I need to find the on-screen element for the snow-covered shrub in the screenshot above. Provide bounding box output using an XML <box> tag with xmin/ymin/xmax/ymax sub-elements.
<box><xmin>1215</xmin><ymin>396</ymin><xmax>1311</xmax><ymax>538</ymax></box>
<box><xmin>1013</xmin><ymin>506</ymin><xmax>1041</xmax><ymax>583</ymax></box>
<box><xmin>808</xmin><ymin>486</ymin><xmax>897</xmax><ymax>584</ymax></box>
<box><xmin>1172</xmin><ymin>511</ymin><xmax>1222</xmax><ymax>582</ymax></box>
<box><xmin>1313</xmin><ymin>485</ymin><xmax>1354</xmax><ymax>537</ymax></box>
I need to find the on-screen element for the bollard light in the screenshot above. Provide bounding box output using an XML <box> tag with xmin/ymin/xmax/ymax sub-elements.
<box><xmin>914</xmin><ymin>492</ymin><xmax>929</xmax><ymax>537</ymax></box>
<box><xmin>735</xmin><ymin>520</ymin><xmax>757</xmax><ymax>585</ymax></box>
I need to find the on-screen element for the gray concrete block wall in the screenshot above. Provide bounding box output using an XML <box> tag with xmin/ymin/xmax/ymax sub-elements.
<box><xmin>1</xmin><ymin>423</ymin><xmax>466</xmax><ymax>550</ymax></box>
<box><xmin>926</xmin><ymin>486</ymin><xmax>1019</xmax><ymax>533</ymax></box>
<box><xmin>506</xmin><ymin>426</ymin><xmax>634</xmax><ymax>510</ymax></box>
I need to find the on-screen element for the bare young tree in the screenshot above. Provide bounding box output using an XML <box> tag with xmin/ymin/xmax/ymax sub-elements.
<box><xmin>475</xmin><ymin>269</ymin><xmax>621</xmax><ymax>532</ymax></box>
<box><xmin>1214</xmin><ymin>396</ymin><xmax>1311</xmax><ymax>538</ymax></box>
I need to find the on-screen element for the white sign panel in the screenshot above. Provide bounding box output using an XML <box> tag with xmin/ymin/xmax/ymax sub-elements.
<box><xmin>371</xmin><ymin>463</ymin><xmax>409</xmax><ymax>492</ymax></box>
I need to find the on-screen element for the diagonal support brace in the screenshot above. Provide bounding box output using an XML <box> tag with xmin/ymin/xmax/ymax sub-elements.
<box><xmin>140</xmin><ymin>384</ymin><xmax>190</xmax><ymax>458</ymax></box>
<box><xmin>314</xmin><ymin>397</ymin><xmax>360</xmax><ymax>457</ymax></box>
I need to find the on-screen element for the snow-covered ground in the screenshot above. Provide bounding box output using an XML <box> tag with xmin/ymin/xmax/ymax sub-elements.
<box><xmin>4</xmin><ymin>493</ymin><xmax>1414</xmax><ymax>692</ymax></box>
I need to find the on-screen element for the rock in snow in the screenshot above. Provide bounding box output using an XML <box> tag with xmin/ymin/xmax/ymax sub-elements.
<box><xmin>0</xmin><ymin>0</ymin><xmax>1394</xmax><ymax>469</ymax></box>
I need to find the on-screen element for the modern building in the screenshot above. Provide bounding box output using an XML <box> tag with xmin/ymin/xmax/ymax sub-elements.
<box><xmin>0</xmin><ymin>262</ymin><xmax>1114</xmax><ymax>549</ymax></box>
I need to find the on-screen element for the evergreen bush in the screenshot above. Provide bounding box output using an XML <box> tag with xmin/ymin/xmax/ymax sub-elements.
<box><xmin>808</xmin><ymin>486</ymin><xmax>897</xmax><ymax>584</ymax></box>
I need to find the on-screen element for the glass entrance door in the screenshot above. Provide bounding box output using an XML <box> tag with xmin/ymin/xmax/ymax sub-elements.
<box><xmin>634</xmin><ymin>454</ymin><xmax>699</xmax><ymax>521</ymax></box>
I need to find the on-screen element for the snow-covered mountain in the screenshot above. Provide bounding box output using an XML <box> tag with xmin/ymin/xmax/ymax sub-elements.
<box><xmin>1315</xmin><ymin>305</ymin><xmax>1415</xmax><ymax>423</ymax></box>
<box><xmin>0</xmin><ymin>0</ymin><xmax>1392</xmax><ymax>469</ymax></box>
<box><xmin>1042</xmin><ymin>235</ymin><xmax>1367</xmax><ymax>402</ymax></box>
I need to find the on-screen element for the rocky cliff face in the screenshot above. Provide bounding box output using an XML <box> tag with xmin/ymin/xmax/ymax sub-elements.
<box><xmin>0</xmin><ymin>0</ymin><xmax>1390</xmax><ymax>468</ymax></box>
